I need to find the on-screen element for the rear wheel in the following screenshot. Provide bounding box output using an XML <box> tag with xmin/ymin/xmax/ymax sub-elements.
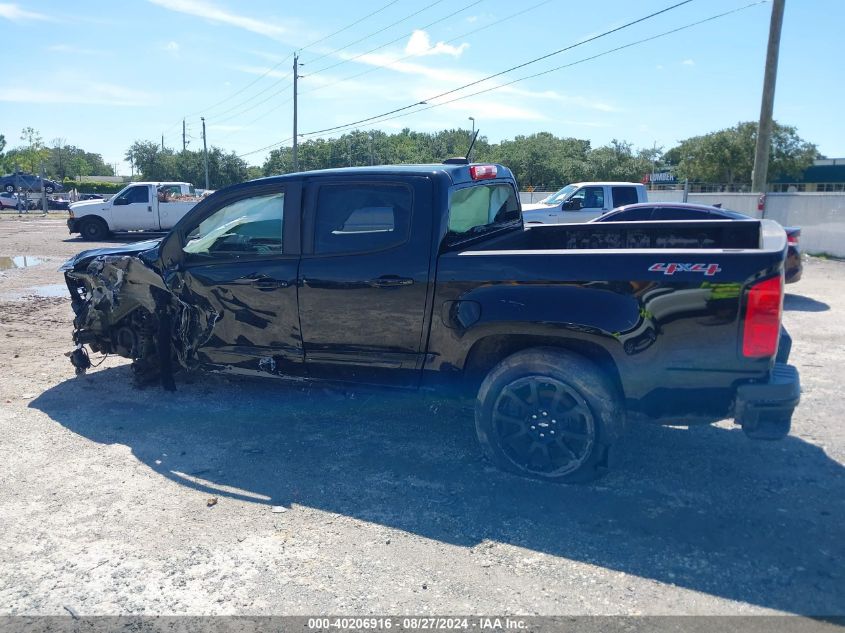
<box><xmin>79</xmin><ymin>217</ymin><xmax>110</xmax><ymax>241</ymax></box>
<box><xmin>4</xmin><ymin>184</ymin><xmax>14</xmax><ymax>193</ymax></box>
<box><xmin>44</xmin><ymin>184</ymin><xmax>54</xmax><ymax>194</ymax></box>
<box><xmin>475</xmin><ymin>348</ymin><xmax>623</xmax><ymax>483</ymax></box>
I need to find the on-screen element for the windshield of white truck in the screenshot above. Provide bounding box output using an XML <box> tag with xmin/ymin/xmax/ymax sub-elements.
<box><xmin>540</xmin><ymin>184</ymin><xmax>578</xmax><ymax>205</ymax></box>
<box><xmin>448</xmin><ymin>183</ymin><xmax>520</xmax><ymax>235</ymax></box>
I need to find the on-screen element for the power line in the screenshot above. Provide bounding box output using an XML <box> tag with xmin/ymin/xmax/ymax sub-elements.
<box><xmin>300</xmin><ymin>0</ymin><xmax>696</xmax><ymax>139</ymax></box>
<box><xmin>303</xmin><ymin>1</ymin><xmax>770</xmax><ymax>138</ymax></box>
<box><xmin>215</xmin><ymin>96</ymin><xmax>295</xmax><ymax>144</ymax></box>
<box><xmin>298</xmin><ymin>0</ymin><xmax>404</xmax><ymax>51</ymax></box>
<box><xmin>300</xmin><ymin>0</ymin><xmax>553</xmax><ymax>97</ymax></box>
<box><xmin>176</xmin><ymin>1</ymin><xmax>404</xmax><ymax>124</ymax></box>
<box><xmin>237</xmin><ymin>0</ymin><xmax>764</xmax><ymax>159</ymax></box>
<box><xmin>212</xmin><ymin>82</ymin><xmax>294</xmax><ymax>125</ymax></box>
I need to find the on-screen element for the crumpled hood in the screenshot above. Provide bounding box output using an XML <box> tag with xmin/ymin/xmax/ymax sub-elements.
<box><xmin>60</xmin><ymin>239</ymin><xmax>162</xmax><ymax>272</ymax></box>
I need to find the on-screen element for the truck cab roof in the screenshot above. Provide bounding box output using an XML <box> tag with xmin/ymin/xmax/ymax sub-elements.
<box><xmin>253</xmin><ymin>163</ymin><xmax>515</xmax><ymax>188</ymax></box>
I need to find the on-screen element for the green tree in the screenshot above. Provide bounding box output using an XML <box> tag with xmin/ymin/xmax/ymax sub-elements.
<box><xmin>17</xmin><ymin>127</ymin><xmax>50</xmax><ymax>172</ymax></box>
<box><xmin>665</xmin><ymin>121</ymin><xmax>820</xmax><ymax>185</ymax></box>
<box><xmin>126</xmin><ymin>141</ymin><xmax>247</xmax><ymax>189</ymax></box>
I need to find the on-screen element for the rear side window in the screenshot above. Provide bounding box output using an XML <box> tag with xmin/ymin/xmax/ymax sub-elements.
<box><xmin>611</xmin><ymin>186</ymin><xmax>639</xmax><ymax>207</ymax></box>
<box><xmin>314</xmin><ymin>183</ymin><xmax>412</xmax><ymax>255</ymax></box>
<box><xmin>651</xmin><ymin>207</ymin><xmax>708</xmax><ymax>221</ymax></box>
<box><xmin>448</xmin><ymin>183</ymin><xmax>519</xmax><ymax>233</ymax></box>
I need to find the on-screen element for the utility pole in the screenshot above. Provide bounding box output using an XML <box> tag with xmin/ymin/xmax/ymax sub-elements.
<box><xmin>752</xmin><ymin>0</ymin><xmax>785</xmax><ymax>194</ymax></box>
<box><xmin>161</xmin><ymin>134</ymin><xmax>165</xmax><ymax>151</ymax></box>
<box><xmin>201</xmin><ymin>117</ymin><xmax>209</xmax><ymax>190</ymax></box>
<box><xmin>182</xmin><ymin>119</ymin><xmax>187</xmax><ymax>152</ymax></box>
<box><xmin>293</xmin><ymin>54</ymin><xmax>300</xmax><ymax>172</ymax></box>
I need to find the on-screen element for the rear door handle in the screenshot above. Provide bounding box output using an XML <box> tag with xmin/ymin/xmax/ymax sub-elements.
<box><xmin>367</xmin><ymin>276</ymin><xmax>413</xmax><ymax>288</ymax></box>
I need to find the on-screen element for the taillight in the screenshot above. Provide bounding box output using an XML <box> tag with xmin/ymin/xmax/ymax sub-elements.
<box><xmin>470</xmin><ymin>165</ymin><xmax>497</xmax><ymax>180</ymax></box>
<box><xmin>742</xmin><ymin>276</ymin><xmax>783</xmax><ymax>358</ymax></box>
<box><xmin>787</xmin><ymin>232</ymin><xmax>799</xmax><ymax>245</ymax></box>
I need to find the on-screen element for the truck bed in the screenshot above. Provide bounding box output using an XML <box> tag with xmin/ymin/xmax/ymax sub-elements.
<box><xmin>430</xmin><ymin>218</ymin><xmax>789</xmax><ymax>419</ymax></box>
<box><xmin>471</xmin><ymin>219</ymin><xmax>768</xmax><ymax>253</ymax></box>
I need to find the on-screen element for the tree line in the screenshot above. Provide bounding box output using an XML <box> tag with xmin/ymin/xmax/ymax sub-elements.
<box><xmin>1</xmin><ymin>121</ymin><xmax>820</xmax><ymax>191</ymax></box>
<box><xmin>0</xmin><ymin>128</ymin><xmax>115</xmax><ymax>179</ymax></box>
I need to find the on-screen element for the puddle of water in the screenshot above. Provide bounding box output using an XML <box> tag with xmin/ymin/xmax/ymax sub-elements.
<box><xmin>0</xmin><ymin>256</ymin><xmax>44</xmax><ymax>271</ymax></box>
<box><xmin>28</xmin><ymin>284</ymin><xmax>67</xmax><ymax>298</ymax></box>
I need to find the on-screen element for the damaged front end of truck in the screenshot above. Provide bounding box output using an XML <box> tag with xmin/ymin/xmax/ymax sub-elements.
<box><xmin>61</xmin><ymin>244</ymin><xmax>219</xmax><ymax>389</ymax></box>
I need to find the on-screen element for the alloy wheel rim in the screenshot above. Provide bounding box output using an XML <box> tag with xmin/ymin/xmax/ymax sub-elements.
<box><xmin>492</xmin><ymin>375</ymin><xmax>595</xmax><ymax>476</ymax></box>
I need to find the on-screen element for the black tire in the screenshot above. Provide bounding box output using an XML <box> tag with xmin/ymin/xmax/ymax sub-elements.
<box><xmin>44</xmin><ymin>185</ymin><xmax>54</xmax><ymax>194</ymax></box>
<box><xmin>79</xmin><ymin>217</ymin><xmax>110</xmax><ymax>241</ymax></box>
<box><xmin>4</xmin><ymin>184</ymin><xmax>14</xmax><ymax>193</ymax></box>
<box><xmin>475</xmin><ymin>348</ymin><xmax>623</xmax><ymax>483</ymax></box>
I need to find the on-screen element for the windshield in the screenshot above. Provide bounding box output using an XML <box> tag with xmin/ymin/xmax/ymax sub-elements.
<box><xmin>540</xmin><ymin>184</ymin><xmax>578</xmax><ymax>205</ymax></box>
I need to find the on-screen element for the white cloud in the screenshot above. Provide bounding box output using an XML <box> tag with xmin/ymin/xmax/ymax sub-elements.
<box><xmin>0</xmin><ymin>3</ymin><xmax>54</xmax><ymax>22</ymax></box>
<box><xmin>339</xmin><ymin>51</ymin><xmax>617</xmax><ymax>115</ymax></box>
<box><xmin>342</xmin><ymin>51</ymin><xmax>477</xmax><ymax>85</ymax></box>
<box><xmin>405</xmin><ymin>30</ymin><xmax>469</xmax><ymax>58</ymax></box>
<box><xmin>47</xmin><ymin>44</ymin><xmax>106</xmax><ymax>56</ymax></box>
<box><xmin>435</xmin><ymin>98</ymin><xmax>546</xmax><ymax>122</ymax></box>
<box><xmin>148</xmin><ymin>0</ymin><xmax>290</xmax><ymax>40</ymax></box>
<box><xmin>163</xmin><ymin>40</ymin><xmax>180</xmax><ymax>56</ymax></box>
<box><xmin>682</xmin><ymin>59</ymin><xmax>695</xmax><ymax>66</ymax></box>
<box><xmin>0</xmin><ymin>83</ymin><xmax>156</xmax><ymax>107</ymax></box>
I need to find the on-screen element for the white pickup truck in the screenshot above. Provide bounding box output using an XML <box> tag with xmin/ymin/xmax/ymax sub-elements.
<box><xmin>522</xmin><ymin>181</ymin><xmax>647</xmax><ymax>224</ymax></box>
<box><xmin>68</xmin><ymin>182</ymin><xmax>201</xmax><ymax>240</ymax></box>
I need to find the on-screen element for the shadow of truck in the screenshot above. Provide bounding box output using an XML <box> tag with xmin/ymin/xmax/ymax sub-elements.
<box><xmin>30</xmin><ymin>366</ymin><xmax>845</xmax><ymax>615</ymax></box>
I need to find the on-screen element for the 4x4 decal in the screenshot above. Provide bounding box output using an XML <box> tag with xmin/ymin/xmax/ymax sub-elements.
<box><xmin>649</xmin><ymin>263</ymin><xmax>722</xmax><ymax>276</ymax></box>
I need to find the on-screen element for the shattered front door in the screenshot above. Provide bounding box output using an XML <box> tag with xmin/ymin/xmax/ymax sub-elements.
<box><xmin>175</xmin><ymin>184</ymin><xmax>303</xmax><ymax>377</ymax></box>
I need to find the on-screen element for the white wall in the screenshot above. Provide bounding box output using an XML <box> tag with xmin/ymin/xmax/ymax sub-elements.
<box><xmin>519</xmin><ymin>191</ymin><xmax>845</xmax><ymax>257</ymax></box>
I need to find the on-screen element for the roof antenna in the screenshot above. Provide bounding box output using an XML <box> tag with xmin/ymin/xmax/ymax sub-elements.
<box><xmin>442</xmin><ymin>129</ymin><xmax>480</xmax><ymax>165</ymax></box>
<box><xmin>466</xmin><ymin>128</ymin><xmax>479</xmax><ymax>162</ymax></box>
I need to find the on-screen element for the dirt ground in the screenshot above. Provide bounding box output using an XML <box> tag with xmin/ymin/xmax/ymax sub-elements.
<box><xmin>0</xmin><ymin>216</ymin><xmax>843</xmax><ymax>616</ymax></box>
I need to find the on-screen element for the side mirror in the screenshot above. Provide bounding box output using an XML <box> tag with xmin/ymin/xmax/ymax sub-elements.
<box><xmin>113</xmin><ymin>197</ymin><xmax>128</xmax><ymax>206</ymax></box>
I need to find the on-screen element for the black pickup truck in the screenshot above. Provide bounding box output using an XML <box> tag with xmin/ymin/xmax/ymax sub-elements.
<box><xmin>60</xmin><ymin>162</ymin><xmax>800</xmax><ymax>482</ymax></box>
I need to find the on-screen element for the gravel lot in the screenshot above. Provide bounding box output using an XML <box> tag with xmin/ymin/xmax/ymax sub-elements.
<box><xmin>0</xmin><ymin>216</ymin><xmax>843</xmax><ymax>616</ymax></box>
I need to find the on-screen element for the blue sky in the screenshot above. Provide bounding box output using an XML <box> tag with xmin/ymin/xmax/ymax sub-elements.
<box><xmin>1</xmin><ymin>0</ymin><xmax>840</xmax><ymax>173</ymax></box>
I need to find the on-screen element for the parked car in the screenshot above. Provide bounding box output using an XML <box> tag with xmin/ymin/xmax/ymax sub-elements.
<box><xmin>522</xmin><ymin>182</ymin><xmax>647</xmax><ymax>224</ymax></box>
<box><xmin>79</xmin><ymin>193</ymin><xmax>105</xmax><ymax>201</ymax></box>
<box><xmin>592</xmin><ymin>202</ymin><xmax>802</xmax><ymax>283</ymax></box>
<box><xmin>0</xmin><ymin>171</ymin><xmax>63</xmax><ymax>194</ymax></box>
<box><xmin>0</xmin><ymin>191</ymin><xmax>37</xmax><ymax>210</ymax></box>
<box><xmin>60</xmin><ymin>162</ymin><xmax>800</xmax><ymax>483</ymax></box>
<box><xmin>47</xmin><ymin>196</ymin><xmax>70</xmax><ymax>211</ymax></box>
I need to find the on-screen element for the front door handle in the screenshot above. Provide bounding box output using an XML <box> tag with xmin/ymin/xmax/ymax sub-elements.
<box><xmin>232</xmin><ymin>275</ymin><xmax>289</xmax><ymax>290</ymax></box>
<box><xmin>367</xmin><ymin>276</ymin><xmax>413</xmax><ymax>288</ymax></box>
<box><xmin>253</xmin><ymin>279</ymin><xmax>288</xmax><ymax>290</ymax></box>
<box><xmin>148</xmin><ymin>205</ymin><xmax>153</xmax><ymax>212</ymax></box>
